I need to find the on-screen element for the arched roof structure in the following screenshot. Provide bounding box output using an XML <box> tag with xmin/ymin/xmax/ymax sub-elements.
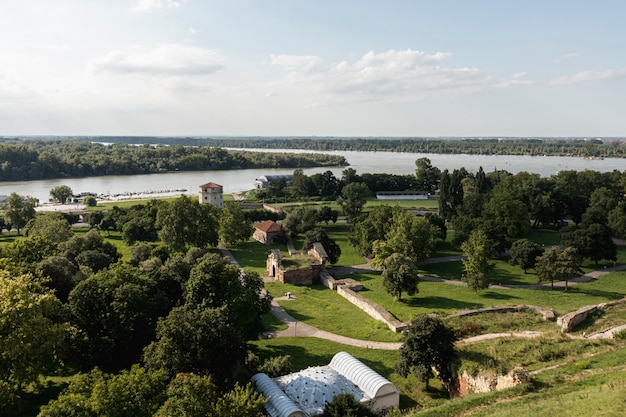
<box><xmin>251</xmin><ymin>352</ymin><xmax>399</xmax><ymax>416</ymax></box>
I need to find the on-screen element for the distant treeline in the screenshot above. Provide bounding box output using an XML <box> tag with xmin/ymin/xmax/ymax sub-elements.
<box><xmin>0</xmin><ymin>140</ymin><xmax>347</xmax><ymax>181</ymax></box>
<box><xmin>8</xmin><ymin>135</ymin><xmax>624</xmax><ymax>158</ymax></box>
<box><xmin>194</xmin><ymin>137</ymin><xmax>626</xmax><ymax>158</ymax></box>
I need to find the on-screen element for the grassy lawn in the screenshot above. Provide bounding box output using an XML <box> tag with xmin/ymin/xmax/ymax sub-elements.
<box><xmin>322</xmin><ymin>222</ymin><xmax>368</xmax><ymax>266</ymax></box>
<box><xmin>264</xmin><ymin>281</ymin><xmax>401</xmax><ymax>342</ymax></box>
<box><xmin>349</xmin><ymin>271</ymin><xmax>626</xmax><ymax>320</ymax></box>
<box><xmin>226</xmin><ymin>240</ymin><xmax>289</xmax><ymax>274</ymax></box>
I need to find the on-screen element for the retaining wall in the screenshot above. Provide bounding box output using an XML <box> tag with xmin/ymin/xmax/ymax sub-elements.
<box><xmin>336</xmin><ymin>285</ymin><xmax>406</xmax><ymax>333</ymax></box>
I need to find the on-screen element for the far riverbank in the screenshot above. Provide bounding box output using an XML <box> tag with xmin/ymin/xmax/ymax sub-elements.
<box><xmin>2</xmin><ymin>150</ymin><xmax>624</xmax><ymax>204</ymax></box>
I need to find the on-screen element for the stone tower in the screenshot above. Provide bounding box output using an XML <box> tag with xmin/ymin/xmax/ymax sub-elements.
<box><xmin>198</xmin><ymin>182</ymin><xmax>223</xmax><ymax>208</ymax></box>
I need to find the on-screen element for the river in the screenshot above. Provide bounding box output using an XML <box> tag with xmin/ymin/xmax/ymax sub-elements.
<box><xmin>1</xmin><ymin>150</ymin><xmax>623</xmax><ymax>204</ymax></box>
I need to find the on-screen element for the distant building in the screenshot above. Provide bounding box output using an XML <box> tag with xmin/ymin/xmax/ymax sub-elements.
<box><xmin>254</xmin><ymin>174</ymin><xmax>293</xmax><ymax>189</ymax></box>
<box><xmin>253</xmin><ymin>220</ymin><xmax>282</xmax><ymax>244</ymax></box>
<box><xmin>198</xmin><ymin>182</ymin><xmax>223</xmax><ymax>208</ymax></box>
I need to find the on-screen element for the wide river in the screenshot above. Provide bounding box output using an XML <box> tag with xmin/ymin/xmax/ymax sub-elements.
<box><xmin>1</xmin><ymin>150</ymin><xmax>624</xmax><ymax>203</ymax></box>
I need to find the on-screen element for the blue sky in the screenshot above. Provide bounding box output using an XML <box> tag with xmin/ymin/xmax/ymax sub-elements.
<box><xmin>1</xmin><ymin>0</ymin><xmax>624</xmax><ymax>137</ymax></box>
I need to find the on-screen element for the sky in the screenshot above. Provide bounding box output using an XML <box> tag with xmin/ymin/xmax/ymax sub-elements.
<box><xmin>1</xmin><ymin>0</ymin><xmax>625</xmax><ymax>137</ymax></box>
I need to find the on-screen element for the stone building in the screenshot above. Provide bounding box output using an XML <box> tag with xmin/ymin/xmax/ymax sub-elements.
<box><xmin>253</xmin><ymin>220</ymin><xmax>282</xmax><ymax>244</ymax></box>
<box><xmin>198</xmin><ymin>182</ymin><xmax>223</xmax><ymax>208</ymax></box>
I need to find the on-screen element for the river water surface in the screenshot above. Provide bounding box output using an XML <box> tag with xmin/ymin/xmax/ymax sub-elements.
<box><xmin>1</xmin><ymin>150</ymin><xmax>624</xmax><ymax>203</ymax></box>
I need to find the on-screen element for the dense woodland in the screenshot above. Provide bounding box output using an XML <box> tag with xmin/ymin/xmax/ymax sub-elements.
<box><xmin>2</xmin><ymin>156</ymin><xmax>626</xmax><ymax>415</ymax></box>
<box><xmin>11</xmin><ymin>135</ymin><xmax>624</xmax><ymax>158</ymax></box>
<box><xmin>0</xmin><ymin>140</ymin><xmax>347</xmax><ymax>181</ymax></box>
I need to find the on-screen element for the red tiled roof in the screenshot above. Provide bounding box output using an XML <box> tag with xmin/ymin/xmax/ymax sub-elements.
<box><xmin>199</xmin><ymin>182</ymin><xmax>222</xmax><ymax>188</ymax></box>
<box><xmin>254</xmin><ymin>220</ymin><xmax>281</xmax><ymax>233</ymax></box>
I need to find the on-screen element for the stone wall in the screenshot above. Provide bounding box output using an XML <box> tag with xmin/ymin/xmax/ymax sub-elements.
<box><xmin>448</xmin><ymin>305</ymin><xmax>555</xmax><ymax>322</ymax></box>
<box><xmin>279</xmin><ymin>264</ymin><xmax>325</xmax><ymax>286</ymax></box>
<box><xmin>557</xmin><ymin>297</ymin><xmax>626</xmax><ymax>333</ymax></box>
<box><xmin>451</xmin><ymin>368</ymin><xmax>530</xmax><ymax>397</ymax></box>
<box><xmin>336</xmin><ymin>285</ymin><xmax>406</xmax><ymax>333</ymax></box>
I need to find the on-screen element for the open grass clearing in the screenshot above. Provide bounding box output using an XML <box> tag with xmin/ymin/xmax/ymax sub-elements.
<box><xmin>226</xmin><ymin>240</ymin><xmax>289</xmax><ymax>274</ymax></box>
<box><xmin>445</xmin><ymin>311</ymin><xmax>557</xmax><ymax>338</ymax></box>
<box><xmin>263</xmin><ymin>281</ymin><xmax>401</xmax><ymax>342</ymax></box>
<box><xmin>350</xmin><ymin>271</ymin><xmax>626</xmax><ymax>319</ymax></box>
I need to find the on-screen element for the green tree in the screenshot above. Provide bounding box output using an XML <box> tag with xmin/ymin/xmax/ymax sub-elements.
<box><xmin>302</xmin><ymin>228</ymin><xmax>341</xmax><ymax>265</ymax></box>
<box><xmin>83</xmin><ymin>195</ymin><xmax>97</xmax><ymax>207</ymax></box>
<box><xmin>156</xmin><ymin>195</ymin><xmax>220</xmax><ymax>252</ymax></box>
<box><xmin>395</xmin><ymin>315</ymin><xmax>457</xmax><ymax>391</ymax></box>
<box><xmin>37</xmin><ymin>255</ymin><xmax>85</xmax><ymax>303</ymax></box>
<box><xmin>68</xmin><ymin>264</ymin><xmax>170</xmax><ymax>371</ymax></box>
<box><xmin>535</xmin><ymin>246</ymin><xmax>561</xmax><ymax>290</ymax></box>
<box><xmin>558</xmin><ymin>246</ymin><xmax>583</xmax><ymax>291</ymax></box>
<box><xmin>376</xmin><ymin>210</ymin><xmax>437</xmax><ymax>264</ymax></box>
<box><xmin>509</xmin><ymin>238</ymin><xmax>544</xmax><ymax>273</ymax></box>
<box><xmin>321</xmin><ymin>393</ymin><xmax>376</xmax><ymax>417</ymax></box>
<box><xmin>24</xmin><ymin>212</ymin><xmax>73</xmax><ymax>243</ymax></box>
<box><xmin>282</xmin><ymin>206</ymin><xmax>319</xmax><ymax>236</ymax></box>
<box><xmin>349</xmin><ymin>205</ymin><xmax>398</xmax><ymax>256</ymax></box>
<box><xmin>144</xmin><ymin>306</ymin><xmax>246</xmax><ymax>384</ymax></box>
<box><xmin>382</xmin><ymin>253</ymin><xmax>420</xmax><ymax>300</ymax></box>
<box><xmin>49</xmin><ymin>185</ymin><xmax>74</xmax><ymax>204</ymax></box>
<box><xmin>185</xmin><ymin>254</ymin><xmax>271</xmax><ymax>339</ymax></box>
<box><xmin>219</xmin><ymin>201</ymin><xmax>253</xmax><ymax>245</ymax></box>
<box><xmin>0</xmin><ymin>272</ymin><xmax>67</xmax><ymax>413</ymax></box>
<box><xmin>415</xmin><ymin>157</ymin><xmax>441</xmax><ymax>194</ymax></box>
<box><xmin>339</xmin><ymin>182</ymin><xmax>370</xmax><ymax>222</ymax></box>
<box><xmin>39</xmin><ymin>366</ymin><xmax>166</xmax><ymax>417</ymax></box>
<box><xmin>3</xmin><ymin>192</ymin><xmax>37</xmax><ymax>234</ymax></box>
<box><xmin>461</xmin><ymin>230</ymin><xmax>494</xmax><ymax>291</ymax></box>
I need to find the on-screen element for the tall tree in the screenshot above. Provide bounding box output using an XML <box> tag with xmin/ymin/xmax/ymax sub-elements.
<box><xmin>49</xmin><ymin>185</ymin><xmax>74</xmax><ymax>204</ymax></box>
<box><xmin>395</xmin><ymin>315</ymin><xmax>457</xmax><ymax>391</ymax></box>
<box><xmin>382</xmin><ymin>253</ymin><xmax>420</xmax><ymax>300</ymax></box>
<box><xmin>339</xmin><ymin>182</ymin><xmax>370</xmax><ymax>222</ymax></box>
<box><xmin>0</xmin><ymin>272</ymin><xmax>68</xmax><ymax>413</ymax></box>
<box><xmin>535</xmin><ymin>246</ymin><xmax>561</xmax><ymax>290</ymax></box>
<box><xmin>509</xmin><ymin>238</ymin><xmax>544</xmax><ymax>273</ymax></box>
<box><xmin>349</xmin><ymin>205</ymin><xmax>399</xmax><ymax>256</ymax></box>
<box><xmin>156</xmin><ymin>195</ymin><xmax>220</xmax><ymax>252</ymax></box>
<box><xmin>415</xmin><ymin>157</ymin><xmax>441</xmax><ymax>193</ymax></box>
<box><xmin>24</xmin><ymin>212</ymin><xmax>73</xmax><ymax>243</ymax></box>
<box><xmin>68</xmin><ymin>264</ymin><xmax>170</xmax><ymax>371</ymax></box>
<box><xmin>219</xmin><ymin>201</ymin><xmax>253</xmax><ymax>245</ymax></box>
<box><xmin>3</xmin><ymin>193</ymin><xmax>37</xmax><ymax>235</ymax></box>
<box><xmin>144</xmin><ymin>306</ymin><xmax>246</xmax><ymax>384</ymax></box>
<box><xmin>461</xmin><ymin>230</ymin><xmax>494</xmax><ymax>291</ymax></box>
<box><xmin>185</xmin><ymin>254</ymin><xmax>271</xmax><ymax>339</ymax></box>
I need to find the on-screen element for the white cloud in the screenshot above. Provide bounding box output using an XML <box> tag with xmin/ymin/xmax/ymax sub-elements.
<box><xmin>551</xmin><ymin>68</ymin><xmax>626</xmax><ymax>85</ymax></box>
<box><xmin>270</xmin><ymin>49</ymin><xmax>530</xmax><ymax>104</ymax></box>
<box><xmin>132</xmin><ymin>0</ymin><xmax>187</xmax><ymax>11</ymax></box>
<box><xmin>270</xmin><ymin>54</ymin><xmax>321</xmax><ymax>72</ymax></box>
<box><xmin>91</xmin><ymin>44</ymin><xmax>223</xmax><ymax>76</ymax></box>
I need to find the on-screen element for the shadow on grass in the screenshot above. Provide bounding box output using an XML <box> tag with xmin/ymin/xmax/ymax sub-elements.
<box><xmin>405</xmin><ymin>296</ymin><xmax>482</xmax><ymax>311</ymax></box>
<box><xmin>480</xmin><ymin>291</ymin><xmax>520</xmax><ymax>301</ymax></box>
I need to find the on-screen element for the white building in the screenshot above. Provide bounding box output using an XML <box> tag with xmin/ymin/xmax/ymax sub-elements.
<box><xmin>252</xmin><ymin>352</ymin><xmax>399</xmax><ymax>416</ymax></box>
<box><xmin>198</xmin><ymin>182</ymin><xmax>223</xmax><ymax>208</ymax></box>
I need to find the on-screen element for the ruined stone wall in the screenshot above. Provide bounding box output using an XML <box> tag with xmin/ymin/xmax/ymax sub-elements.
<box><xmin>448</xmin><ymin>305</ymin><xmax>555</xmax><ymax>322</ymax></box>
<box><xmin>557</xmin><ymin>297</ymin><xmax>626</xmax><ymax>333</ymax></box>
<box><xmin>279</xmin><ymin>264</ymin><xmax>325</xmax><ymax>286</ymax></box>
<box><xmin>336</xmin><ymin>285</ymin><xmax>406</xmax><ymax>332</ymax></box>
<box><xmin>451</xmin><ymin>368</ymin><xmax>530</xmax><ymax>397</ymax></box>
